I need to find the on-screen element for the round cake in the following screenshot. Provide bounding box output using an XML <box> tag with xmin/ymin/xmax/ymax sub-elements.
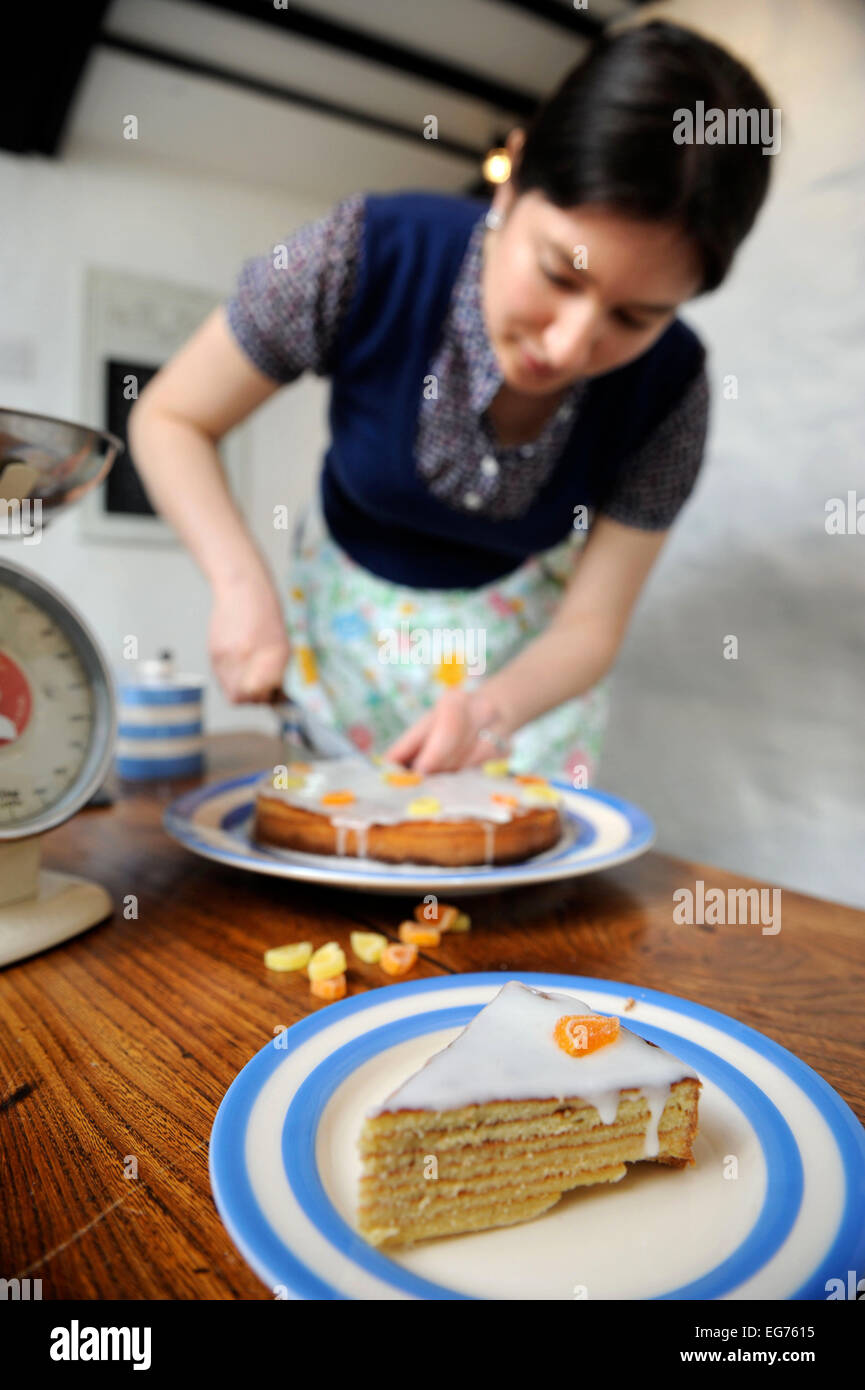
<box><xmin>252</xmin><ymin>756</ymin><xmax>564</xmax><ymax>867</ymax></box>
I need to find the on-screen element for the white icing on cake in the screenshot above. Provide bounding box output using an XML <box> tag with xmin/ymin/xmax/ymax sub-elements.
<box><xmin>369</xmin><ymin>982</ymin><xmax>698</xmax><ymax>1159</ymax></box>
<box><xmin>256</xmin><ymin>757</ymin><xmax>561</xmax><ymax>830</ymax></box>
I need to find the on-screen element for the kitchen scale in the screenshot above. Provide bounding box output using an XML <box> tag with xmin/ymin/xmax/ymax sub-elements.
<box><xmin>0</xmin><ymin>407</ymin><xmax>122</xmax><ymax>966</ymax></box>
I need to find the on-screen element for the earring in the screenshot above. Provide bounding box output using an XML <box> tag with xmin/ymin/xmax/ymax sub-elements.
<box><xmin>485</xmin><ymin>207</ymin><xmax>502</xmax><ymax>231</ymax></box>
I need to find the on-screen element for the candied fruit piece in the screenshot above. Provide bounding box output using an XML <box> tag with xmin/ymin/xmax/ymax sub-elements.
<box><xmin>398</xmin><ymin>920</ymin><xmax>441</xmax><ymax>947</ymax></box>
<box><xmin>321</xmin><ymin>790</ymin><xmax>356</xmax><ymax>806</ymax></box>
<box><xmin>308</xmin><ymin>941</ymin><xmax>347</xmax><ymax>981</ymax></box>
<box><xmin>350</xmin><ymin>930</ymin><xmax>387</xmax><ymax>964</ymax></box>
<box><xmin>514</xmin><ymin>774</ymin><xmax>546</xmax><ymax>785</ymax></box>
<box><xmin>450</xmin><ymin>911</ymin><xmax>471</xmax><ymax>933</ymax></box>
<box><xmin>554</xmin><ymin>1014</ymin><xmax>620</xmax><ymax>1057</ymax></box>
<box><xmin>310</xmin><ymin>972</ymin><xmax>347</xmax><ymax>1001</ymax></box>
<box><xmin>407</xmin><ymin>797</ymin><xmax>441</xmax><ymax>818</ymax></box>
<box><xmin>380</xmin><ymin>943</ymin><xmax>418</xmax><ymax>975</ymax></box>
<box><xmin>413</xmin><ymin>901</ymin><xmax>458</xmax><ymax>931</ymax></box>
<box><xmin>490</xmin><ymin>792</ymin><xmax>519</xmax><ymax>807</ymax></box>
<box><xmin>520</xmin><ymin>784</ymin><xmax>561</xmax><ymax>806</ymax></box>
<box><xmin>482</xmin><ymin>759</ymin><xmax>510</xmax><ymax>777</ymax></box>
<box><xmin>263</xmin><ymin>941</ymin><xmax>312</xmax><ymax>972</ymax></box>
<box><xmin>384</xmin><ymin>770</ymin><xmax>423</xmax><ymax>786</ymax></box>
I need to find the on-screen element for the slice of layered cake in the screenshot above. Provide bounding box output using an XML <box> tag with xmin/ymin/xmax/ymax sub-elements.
<box><xmin>357</xmin><ymin>982</ymin><xmax>700</xmax><ymax>1247</ymax></box>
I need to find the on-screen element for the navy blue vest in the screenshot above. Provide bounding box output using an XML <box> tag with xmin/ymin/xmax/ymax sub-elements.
<box><xmin>321</xmin><ymin>191</ymin><xmax>705</xmax><ymax>589</ymax></box>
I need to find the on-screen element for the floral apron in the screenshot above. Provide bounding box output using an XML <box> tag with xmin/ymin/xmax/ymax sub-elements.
<box><xmin>282</xmin><ymin>494</ymin><xmax>609</xmax><ymax>785</ymax></box>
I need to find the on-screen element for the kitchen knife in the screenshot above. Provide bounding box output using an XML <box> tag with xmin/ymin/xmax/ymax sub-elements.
<box><xmin>267</xmin><ymin>689</ymin><xmax>371</xmax><ymax>762</ymax></box>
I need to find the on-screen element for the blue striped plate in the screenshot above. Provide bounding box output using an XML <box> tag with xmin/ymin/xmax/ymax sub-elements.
<box><xmin>164</xmin><ymin>772</ymin><xmax>653</xmax><ymax>895</ymax></box>
<box><xmin>209</xmin><ymin>973</ymin><xmax>865</xmax><ymax>1301</ymax></box>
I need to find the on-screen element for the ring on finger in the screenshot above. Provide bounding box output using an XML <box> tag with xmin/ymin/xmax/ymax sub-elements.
<box><xmin>477</xmin><ymin>727</ymin><xmax>511</xmax><ymax>755</ymax></box>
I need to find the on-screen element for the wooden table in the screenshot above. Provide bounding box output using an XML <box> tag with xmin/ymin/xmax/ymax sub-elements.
<box><xmin>2</xmin><ymin>732</ymin><xmax>863</xmax><ymax>1299</ymax></box>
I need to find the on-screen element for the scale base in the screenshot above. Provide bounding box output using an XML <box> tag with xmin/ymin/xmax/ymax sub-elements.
<box><xmin>0</xmin><ymin>869</ymin><xmax>113</xmax><ymax>968</ymax></box>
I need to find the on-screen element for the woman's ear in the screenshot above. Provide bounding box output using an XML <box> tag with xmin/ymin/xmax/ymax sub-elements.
<box><xmin>507</xmin><ymin>126</ymin><xmax>526</xmax><ymax>162</ymax></box>
<box><xmin>505</xmin><ymin>127</ymin><xmax>526</xmax><ymax>186</ymax></box>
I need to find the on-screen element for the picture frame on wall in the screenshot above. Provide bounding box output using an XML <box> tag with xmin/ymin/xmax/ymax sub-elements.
<box><xmin>79</xmin><ymin>265</ymin><xmax>248</xmax><ymax>544</ymax></box>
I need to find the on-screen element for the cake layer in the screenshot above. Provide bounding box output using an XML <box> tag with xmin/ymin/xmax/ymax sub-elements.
<box><xmin>253</xmin><ymin>757</ymin><xmax>564</xmax><ymax>866</ymax></box>
<box><xmin>358</xmin><ymin>1084</ymin><xmax>699</xmax><ymax>1245</ymax></box>
<box><xmin>361</xmin><ymin>1194</ymin><xmax>561</xmax><ymax>1249</ymax></box>
<box><xmin>361</xmin><ymin>1085</ymin><xmax>698</xmax><ymax>1155</ymax></box>
<box><xmin>360</xmin><ymin>1152</ymin><xmax>692</xmax><ymax>1216</ymax></box>
<box><xmin>254</xmin><ymin>795</ymin><xmax>561</xmax><ymax>866</ymax></box>
<box><xmin>357</xmin><ymin>983</ymin><xmax>701</xmax><ymax>1248</ymax></box>
<box><xmin>360</xmin><ymin>1099</ymin><xmax>699</xmax><ymax>1183</ymax></box>
<box><xmin>368</xmin><ymin>1167</ymin><xmax>636</xmax><ymax>1211</ymax></box>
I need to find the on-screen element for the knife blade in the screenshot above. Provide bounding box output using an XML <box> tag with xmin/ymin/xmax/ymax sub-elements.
<box><xmin>267</xmin><ymin>689</ymin><xmax>371</xmax><ymax>763</ymax></box>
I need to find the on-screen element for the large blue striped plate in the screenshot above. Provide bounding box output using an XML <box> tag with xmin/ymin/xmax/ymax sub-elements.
<box><xmin>209</xmin><ymin>973</ymin><xmax>865</xmax><ymax>1300</ymax></box>
<box><xmin>164</xmin><ymin>772</ymin><xmax>653</xmax><ymax>895</ymax></box>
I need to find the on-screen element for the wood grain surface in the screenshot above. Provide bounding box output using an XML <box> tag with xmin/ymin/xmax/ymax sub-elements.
<box><xmin>1</xmin><ymin>732</ymin><xmax>862</xmax><ymax>1299</ymax></box>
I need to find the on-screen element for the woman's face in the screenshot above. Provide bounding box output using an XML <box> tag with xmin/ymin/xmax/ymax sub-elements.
<box><xmin>482</xmin><ymin>184</ymin><xmax>704</xmax><ymax>397</ymax></box>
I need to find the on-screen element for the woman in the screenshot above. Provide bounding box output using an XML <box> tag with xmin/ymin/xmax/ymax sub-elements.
<box><xmin>129</xmin><ymin>21</ymin><xmax>773</xmax><ymax>781</ymax></box>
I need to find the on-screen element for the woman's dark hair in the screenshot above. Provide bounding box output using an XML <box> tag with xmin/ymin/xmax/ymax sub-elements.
<box><xmin>515</xmin><ymin>21</ymin><xmax>775</xmax><ymax>293</ymax></box>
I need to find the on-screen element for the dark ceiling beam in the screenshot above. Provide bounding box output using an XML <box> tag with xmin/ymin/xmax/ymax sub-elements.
<box><xmin>486</xmin><ymin>0</ymin><xmax>605</xmax><ymax>39</ymax></box>
<box><xmin>0</xmin><ymin>0</ymin><xmax>112</xmax><ymax>156</ymax></box>
<box><xmin>187</xmin><ymin>0</ymin><xmax>541</xmax><ymax>116</ymax></box>
<box><xmin>99</xmin><ymin>33</ymin><xmax>487</xmax><ymax>164</ymax></box>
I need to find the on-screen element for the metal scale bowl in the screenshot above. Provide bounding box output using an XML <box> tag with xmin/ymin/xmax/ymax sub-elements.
<box><xmin>0</xmin><ymin>407</ymin><xmax>122</xmax><ymax>966</ymax></box>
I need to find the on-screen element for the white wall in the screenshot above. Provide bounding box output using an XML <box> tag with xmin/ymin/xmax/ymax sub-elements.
<box><xmin>599</xmin><ymin>0</ymin><xmax>865</xmax><ymax>907</ymax></box>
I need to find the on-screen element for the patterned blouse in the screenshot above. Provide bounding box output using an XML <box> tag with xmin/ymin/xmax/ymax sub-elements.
<box><xmin>226</xmin><ymin>193</ymin><xmax>709</xmax><ymax>530</ymax></box>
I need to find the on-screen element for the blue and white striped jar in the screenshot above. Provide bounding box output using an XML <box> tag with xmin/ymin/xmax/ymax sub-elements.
<box><xmin>115</xmin><ymin>655</ymin><xmax>205</xmax><ymax>781</ymax></box>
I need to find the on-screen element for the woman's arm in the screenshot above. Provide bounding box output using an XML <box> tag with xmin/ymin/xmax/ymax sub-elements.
<box><xmin>385</xmin><ymin>516</ymin><xmax>669</xmax><ymax>772</ymax></box>
<box><xmin>483</xmin><ymin>515</ymin><xmax>670</xmax><ymax>731</ymax></box>
<box><xmin>128</xmin><ymin>307</ymin><xmax>291</xmax><ymax>701</ymax></box>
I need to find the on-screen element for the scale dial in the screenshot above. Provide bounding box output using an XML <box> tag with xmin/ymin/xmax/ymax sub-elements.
<box><xmin>0</xmin><ymin>559</ymin><xmax>115</xmax><ymax>839</ymax></box>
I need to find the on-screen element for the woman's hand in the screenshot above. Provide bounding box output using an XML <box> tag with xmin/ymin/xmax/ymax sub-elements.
<box><xmin>384</xmin><ymin>687</ymin><xmax>512</xmax><ymax>773</ymax></box>
<box><xmin>209</xmin><ymin>574</ymin><xmax>291</xmax><ymax>702</ymax></box>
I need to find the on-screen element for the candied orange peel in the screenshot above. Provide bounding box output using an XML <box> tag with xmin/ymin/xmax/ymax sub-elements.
<box><xmin>321</xmin><ymin>790</ymin><xmax>356</xmax><ymax>805</ymax></box>
<box><xmin>380</xmin><ymin>943</ymin><xmax>418</xmax><ymax>976</ymax></box>
<box><xmin>413</xmin><ymin>901</ymin><xmax>458</xmax><ymax>930</ymax></box>
<box><xmin>384</xmin><ymin>770</ymin><xmax>423</xmax><ymax>786</ymax></box>
<box><xmin>554</xmin><ymin>1013</ymin><xmax>620</xmax><ymax>1057</ymax></box>
<box><xmin>490</xmin><ymin>792</ymin><xmax>519</xmax><ymax>807</ymax></box>
<box><xmin>310</xmin><ymin>973</ymin><xmax>346</xmax><ymax>1001</ymax></box>
<box><xmin>398</xmin><ymin>920</ymin><xmax>441</xmax><ymax>947</ymax></box>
